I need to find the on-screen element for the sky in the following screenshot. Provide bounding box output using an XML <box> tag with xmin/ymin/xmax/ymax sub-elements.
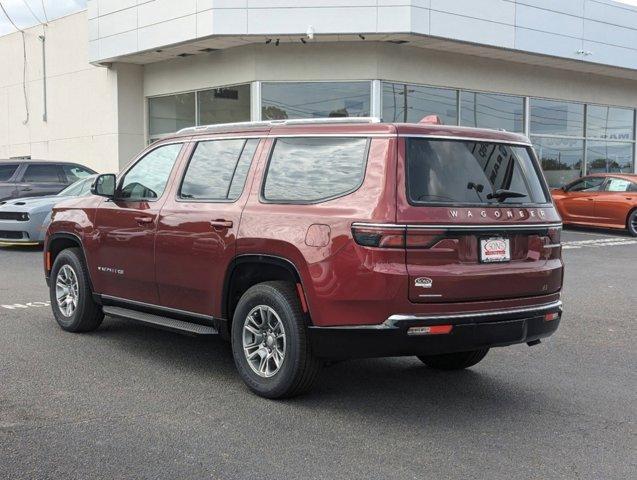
<box><xmin>0</xmin><ymin>0</ymin><xmax>86</xmax><ymax>36</ymax></box>
<box><xmin>0</xmin><ymin>0</ymin><xmax>636</xmax><ymax>36</ymax></box>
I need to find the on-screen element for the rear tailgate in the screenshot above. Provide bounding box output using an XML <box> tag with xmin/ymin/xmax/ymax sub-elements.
<box><xmin>398</xmin><ymin>136</ymin><xmax>563</xmax><ymax>304</ymax></box>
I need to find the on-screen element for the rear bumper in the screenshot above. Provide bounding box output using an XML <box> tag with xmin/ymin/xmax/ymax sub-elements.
<box><xmin>308</xmin><ymin>300</ymin><xmax>562</xmax><ymax>359</ymax></box>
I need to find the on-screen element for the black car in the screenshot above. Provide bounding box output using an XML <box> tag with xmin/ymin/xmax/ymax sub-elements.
<box><xmin>0</xmin><ymin>160</ymin><xmax>96</xmax><ymax>201</ymax></box>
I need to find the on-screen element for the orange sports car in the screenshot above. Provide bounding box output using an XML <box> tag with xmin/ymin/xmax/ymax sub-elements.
<box><xmin>551</xmin><ymin>173</ymin><xmax>637</xmax><ymax>236</ymax></box>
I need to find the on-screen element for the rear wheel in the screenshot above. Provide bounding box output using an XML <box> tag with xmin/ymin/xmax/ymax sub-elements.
<box><xmin>628</xmin><ymin>210</ymin><xmax>637</xmax><ymax>237</ymax></box>
<box><xmin>231</xmin><ymin>281</ymin><xmax>320</xmax><ymax>398</ymax></box>
<box><xmin>49</xmin><ymin>248</ymin><xmax>103</xmax><ymax>332</ymax></box>
<box><xmin>417</xmin><ymin>348</ymin><xmax>489</xmax><ymax>370</ymax></box>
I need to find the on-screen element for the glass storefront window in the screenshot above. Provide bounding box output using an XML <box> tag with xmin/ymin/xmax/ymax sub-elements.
<box><xmin>530</xmin><ymin>99</ymin><xmax>584</xmax><ymax>137</ymax></box>
<box><xmin>586</xmin><ymin>105</ymin><xmax>634</xmax><ymax>141</ymax></box>
<box><xmin>531</xmin><ymin>136</ymin><xmax>584</xmax><ymax>187</ymax></box>
<box><xmin>460</xmin><ymin>91</ymin><xmax>524</xmax><ymax>132</ymax></box>
<box><xmin>382</xmin><ymin>82</ymin><xmax>457</xmax><ymax>124</ymax></box>
<box><xmin>261</xmin><ymin>82</ymin><xmax>371</xmax><ymax>119</ymax></box>
<box><xmin>197</xmin><ymin>84</ymin><xmax>251</xmax><ymax>126</ymax></box>
<box><xmin>148</xmin><ymin>93</ymin><xmax>196</xmax><ymax>137</ymax></box>
<box><xmin>586</xmin><ymin>141</ymin><xmax>634</xmax><ymax>174</ymax></box>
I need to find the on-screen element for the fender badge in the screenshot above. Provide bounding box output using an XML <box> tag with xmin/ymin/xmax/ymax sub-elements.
<box><xmin>414</xmin><ymin>277</ymin><xmax>433</xmax><ymax>288</ymax></box>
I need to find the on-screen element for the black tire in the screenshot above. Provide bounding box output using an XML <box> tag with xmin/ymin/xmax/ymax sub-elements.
<box><xmin>231</xmin><ymin>281</ymin><xmax>320</xmax><ymax>399</ymax></box>
<box><xmin>627</xmin><ymin>210</ymin><xmax>637</xmax><ymax>237</ymax></box>
<box><xmin>49</xmin><ymin>247</ymin><xmax>103</xmax><ymax>332</ymax></box>
<box><xmin>417</xmin><ymin>348</ymin><xmax>489</xmax><ymax>370</ymax></box>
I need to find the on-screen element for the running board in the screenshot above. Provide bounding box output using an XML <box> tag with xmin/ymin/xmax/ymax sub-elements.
<box><xmin>102</xmin><ymin>306</ymin><xmax>219</xmax><ymax>335</ymax></box>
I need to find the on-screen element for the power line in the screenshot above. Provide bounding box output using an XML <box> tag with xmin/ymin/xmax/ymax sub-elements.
<box><xmin>0</xmin><ymin>1</ymin><xmax>24</xmax><ymax>31</ymax></box>
<box><xmin>40</xmin><ymin>0</ymin><xmax>48</xmax><ymax>23</ymax></box>
<box><xmin>22</xmin><ymin>0</ymin><xmax>45</xmax><ymax>25</ymax></box>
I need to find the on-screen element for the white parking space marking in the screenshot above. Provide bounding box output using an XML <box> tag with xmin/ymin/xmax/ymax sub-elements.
<box><xmin>562</xmin><ymin>230</ymin><xmax>623</xmax><ymax>238</ymax></box>
<box><xmin>1</xmin><ymin>301</ymin><xmax>50</xmax><ymax>310</ymax></box>
<box><xmin>562</xmin><ymin>238</ymin><xmax>637</xmax><ymax>250</ymax></box>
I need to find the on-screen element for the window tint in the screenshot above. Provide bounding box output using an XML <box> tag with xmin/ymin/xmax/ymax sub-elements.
<box><xmin>586</xmin><ymin>106</ymin><xmax>634</xmax><ymax>141</ymax></box>
<box><xmin>148</xmin><ymin>93</ymin><xmax>196</xmax><ymax>137</ymax></box>
<box><xmin>605</xmin><ymin>178</ymin><xmax>632</xmax><ymax>192</ymax></box>
<box><xmin>197</xmin><ymin>85</ymin><xmax>251</xmax><ymax>125</ymax></box>
<box><xmin>530</xmin><ymin>99</ymin><xmax>584</xmax><ymax>137</ymax></box>
<box><xmin>531</xmin><ymin>136</ymin><xmax>583</xmax><ymax>188</ymax></box>
<box><xmin>22</xmin><ymin>164</ymin><xmax>61</xmax><ymax>183</ymax></box>
<box><xmin>264</xmin><ymin>137</ymin><xmax>368</xmax><ymax>203</ymax></box>
<box><xmin>119</xmin><ymin>144</ymin><xmax>182</xmax><ymax>201</ymax></box>
<box><xmin>0</xmin><ymin>164</ymin><xmax>18</xmax><ymax>181</ymax></box>
<box><xmin>586</xmin><ymin>141</ymin><xmax>633</xmax><ymax>175</ymax></box>
<box><xmin>406</xmin><ymin>139</ymin><xmax>548</xmax><ymax>205</ymax></box>
<box><xmin>566</xmin><ymin>177</ymin><xmax>604</xmax><ymax>192</ymax></box>
<box><xmin>180</xmin><ymin>139</ymin><xmax>258</xmax><ymax>201</ymax></box>
<box><xmin>62</xmin><ymin>165</ymin><xmax>93</xmax><ymax>182</ymax></box>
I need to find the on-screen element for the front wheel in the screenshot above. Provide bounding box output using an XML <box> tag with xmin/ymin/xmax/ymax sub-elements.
<box><xmin>417</xmin><ymin>348</ymin><xmax>489</xmax><ymax>370</ymax></box>
<box><xmin>231</xmin><ymin>281</ymin><xmax>320</xmax><ymax>399</ymax></box>
<box><xmin>49</xmin><ymin>248</ymin><xmax>103</xmax><ymax>332</ymax></box>
<box><xmin>628</xmin><ymin>210</ymin><xmax>637</xmax><ymax>237</ymax></box>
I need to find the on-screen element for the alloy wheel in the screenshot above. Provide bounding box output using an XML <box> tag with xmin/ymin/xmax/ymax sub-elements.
<box><xmin>55</xmin><ymin>265</ymin><xmax>79</xmax><ymax>317</ymax></box>
<box><xmin>242</xmin><ymin>305</ymin><xmax>286</xmax><ymax>378</ymax></box>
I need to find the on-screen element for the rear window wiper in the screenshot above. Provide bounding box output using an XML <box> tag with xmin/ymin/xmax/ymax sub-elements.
<box><xmin>486</xmin><ymin>189</ymin><xmax>527</xmax><ymax>201</ymax></box>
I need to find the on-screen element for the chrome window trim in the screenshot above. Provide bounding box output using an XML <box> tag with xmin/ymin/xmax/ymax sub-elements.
<box><xmin>398</xmin><ymin>134</ymin><xmax>532</xmax><ymax>146</ymax></box>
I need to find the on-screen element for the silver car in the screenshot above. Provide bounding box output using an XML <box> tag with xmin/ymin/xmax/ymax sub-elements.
<box><xmin>0</xmin><ymin>175</ymin><xmax>97</xmax><ymax>244</ymax></box>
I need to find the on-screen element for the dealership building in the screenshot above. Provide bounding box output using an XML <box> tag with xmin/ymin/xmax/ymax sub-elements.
<box><xmin>1</xmin><ymin>0</ymin><xmax>637</xmax><ymax>186</ymax></box>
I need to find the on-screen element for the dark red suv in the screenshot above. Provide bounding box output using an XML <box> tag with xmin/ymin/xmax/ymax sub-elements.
<box><xmin>44</xmin><ymin>118</ymin><xmax>563</xmax><ymax>398</ymax></box>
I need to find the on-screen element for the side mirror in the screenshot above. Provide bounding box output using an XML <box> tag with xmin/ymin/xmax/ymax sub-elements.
<box><xmin>91</xmin><ymin>174</ymin><xmax>116</xmax><ymax>198</ymax></box>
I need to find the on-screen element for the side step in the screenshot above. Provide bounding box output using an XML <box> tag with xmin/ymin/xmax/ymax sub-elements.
<box><xmin>103</xmin><ymin>306</ymin><xmax>218</xmax><ymax>335</ymax></box>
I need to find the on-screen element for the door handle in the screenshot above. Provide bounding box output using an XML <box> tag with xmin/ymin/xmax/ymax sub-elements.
<box><xmin>210</xmin><ymin>219</ymin><xmax>233</xmax><ymax>230</ymax></box>
<box><xmin>21</xmin><ymin>187</ymin><xmax>32</xmax><ymax>191</ymax></box>
<box><xmin>134</xmin><ymin>216</ymin><xmax>154</xmax><ymax>225</ymax></box>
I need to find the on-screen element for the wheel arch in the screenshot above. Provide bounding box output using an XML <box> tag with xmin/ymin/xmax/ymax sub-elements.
<box><xmin>222</xmin><ymin>254</ymin><xmax>310</xmax><ymax>334</ymax></box>
<box><xmin>627</xmin><ymin>206</ymin><xmax>637</xmax><ymax>231</ymax></box>
<box><xmin>45</xmin><ymin>233</ymin><xmax>94</xmax><ymax>291</ymax></box>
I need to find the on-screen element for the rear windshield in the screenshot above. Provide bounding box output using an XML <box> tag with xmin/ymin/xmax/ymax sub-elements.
<box><xmin>406</xmin><ymin>138</ymin><xmax>549</xmax><ymax>205</ymax></box>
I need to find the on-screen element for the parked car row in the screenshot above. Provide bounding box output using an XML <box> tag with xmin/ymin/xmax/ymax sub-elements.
<box><xmin>0</xmin><ymin>160</ymin><xmax>97</xmax><ymax>244</ymax></box>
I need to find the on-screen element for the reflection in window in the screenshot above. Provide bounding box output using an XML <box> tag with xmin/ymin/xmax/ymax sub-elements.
<box><xmin>531</xmin><ymin>136</ymin><xmax>583</xmax><ymax>187</ymax></box>
<box><xmin>586</xmin><ymin>141</ymin><xmax>634</xmax><ymax>175</ymax></box>
<box><xmin>530</xmin><ymin>99</ymin><xmax>584</xmax><ymax>137</ymax></box>
<box><xmin>264</xmin><ymin>137</ymin><xmax>368</xmax><ymax>202</ymax></box>
<box><xmin>586</xmin><ymin>106</ymin><xmax>634</xmax><ymax>141</ymax></box>
<box><xmin>197</xmin><ymin>85</ymin><xmax>251</xmax><ymax>126</ymax></box>
<box><xmin>149</xmin><ymin>93</ymin><xmax>196</xmax><ymax>137</ymax></box>
<box><xmin>460</xmin><ymin>92</ymin><xmax>524</xmax><ymax>132</ymax></box>
<box><xmin>261</xmin><ymin>82</ymin><xmax>371</xmax><ymax>119</ymax></box>
<box><xmin>382</xmin><ymin>82</ymin><xmax>457</xmax><ymax>124</ymax></box>
<box><xmin>180</xmin><ymin>139</ymin><xmax>258</xmax><ymax>201</ymax></box>
<box><xmin>120</xmin><ymin>144</ymin><xmax>182</xmax><ymax>201</ymax></box>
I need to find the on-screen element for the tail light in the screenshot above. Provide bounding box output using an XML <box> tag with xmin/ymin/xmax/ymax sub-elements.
<box><xmin>547</xmin><ymin>226</ymin><xmax>561</xmax><ymax>244</ymax></box>
<box><xmin>352</xmin><ymin>224</ymin><xmax>448</xmax><ymax>249</ymax></box>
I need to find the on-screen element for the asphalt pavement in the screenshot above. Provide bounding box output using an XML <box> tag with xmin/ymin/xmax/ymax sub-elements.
<box><xmin>0</xmin><ymin>228</ymin><xmax>635</xmax><ymax>479</ymax></box>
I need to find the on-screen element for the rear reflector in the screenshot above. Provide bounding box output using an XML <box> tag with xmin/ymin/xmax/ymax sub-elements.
<box><xmin>544</xmin><ymin>312</ymin><xmax>559</xmax><ymax>322</ymax></box>
<box><xmin>407</xmin><ymin>324</ymin><xmax>453</xmax><ymax>336</ymax></box>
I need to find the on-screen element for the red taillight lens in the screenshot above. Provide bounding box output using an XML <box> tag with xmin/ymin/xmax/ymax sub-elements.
<box><xmin>544</xmin><ymin>312</ymin><xmax>560</xmax><ymax>322</ymax></box>
<box><xmin>352</xmin><ymin>225</ymin><xmax>405</xmax><ymax>248</ymax></box>
<box><xmin>405</xmin><ymin>229</ymin><xmax>447</xmax><ymax>248</ymax></box>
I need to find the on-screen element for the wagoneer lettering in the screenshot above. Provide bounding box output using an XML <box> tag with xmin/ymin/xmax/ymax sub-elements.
<box><xmin>43</xmin><ymin>117</ymin><xmax>564</xmax><ymax>399</ymax></box>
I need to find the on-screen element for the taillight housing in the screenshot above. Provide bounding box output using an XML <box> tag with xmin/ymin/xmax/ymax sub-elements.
<box><xmin>547</xmin><ymin>226</ymin><xmax>561</xmax><ymax>244</ymax></box>
<box><xmin>352</xmin><ymin>225</ymin><xmax>405</xmax><ymax>248</ymax></box>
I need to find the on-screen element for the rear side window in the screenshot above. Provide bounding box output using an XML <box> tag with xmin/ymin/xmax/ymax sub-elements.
<box><xmin>0</xmin><ymin>164</ymin><xmax>18</xmax><ymax>181</ymax></box>
<box><xmin>566</xmin><ymin>177</ymin><xmax>604</xmax><ymax>192</ymax></box>
<box><xmin>263</xmin><ymin>137</ymin><xmax>368</xmax><ymax>203</ymax></box>
<box><xmin>406</xmin><ymin>139</ymin><xmax>548</xmax><ymax>205</ymax></box>
<box><xmin>119</xmin><ymin>143</ymin><xmax>182</xmax><ymax>201</ymax></box>
<box><xmin>62</xmin><ymin>165</ymin><xmax>93</xmax><ymax>182</ymax></box>
<box><xmin>180</xmin><ymin>138</ymin><xmax>258</xmax><ymax>201</ymax></box>
<box><xmin>22</xmin><ymin>164</ymin><xmax>61</xmax><ymax>183</ymax></box>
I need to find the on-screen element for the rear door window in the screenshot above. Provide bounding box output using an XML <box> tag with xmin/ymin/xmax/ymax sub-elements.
<box><xmin>22</xmin><ymin>164</ymin><xmax>62</xmax><ymax>183</ymax></box>
<box><xmin>0</xmin><ymin>164</ymin><xmax>19</xmax><ymax>181</ymax></box>
<box><xmin>604</xmin><ymin>178</ymin><xmax>632</xmax><ymax>192</ymax></box>
<box><xmin>406</xmin><ymin>139</ymin><xmax>548</xmax><ymax>205</ymax></box>
<box><xmin>179</xmin><ymin>138</ymin><xmax>258</xmax><ymax>201</ymax></box>
<box><xmin>263</xmin><ymin>137</ymin><xmax>368</xmax><ymax>203</ymax></box>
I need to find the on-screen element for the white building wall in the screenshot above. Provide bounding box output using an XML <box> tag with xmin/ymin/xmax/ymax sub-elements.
<box><xmin>0</xmin><ymin>12</ymin><xmax>144</xmax><ymax>172</ymax></box>
<box><xmin>143</xmin><ymin>42</ymin><xmax>637</xmax><ymax>109</ymax></box>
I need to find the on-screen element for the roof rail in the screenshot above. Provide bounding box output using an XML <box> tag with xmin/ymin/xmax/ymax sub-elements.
<box><xmin>177</xmin><ymin>117</ymin><xmax>382</xmax><ymax>135</ymax></box>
